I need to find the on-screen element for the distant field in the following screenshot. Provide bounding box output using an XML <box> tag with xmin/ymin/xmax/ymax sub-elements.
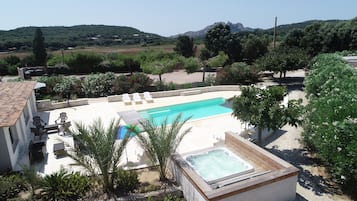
<box><xmin>0</xmin><ymin>44</ymin><xmax>177</xmax><ymax>59</ymax></box>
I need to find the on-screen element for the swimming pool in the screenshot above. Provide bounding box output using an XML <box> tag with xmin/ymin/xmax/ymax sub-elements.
<box><xmin>139</xmin><ymin>97</ymin><xmax>232</xmax><ymax>125</ymax></box>
<box><xmin>184</xmin><ymin>147</ymin><xmax>254</xmax><ymax>184</ymax></box>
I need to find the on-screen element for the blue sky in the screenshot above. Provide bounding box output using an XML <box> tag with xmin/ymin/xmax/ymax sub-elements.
<box><xmin>1</xmin><ymin>0</ymin><xmax>356</xmax><ymax>36</ymax></box>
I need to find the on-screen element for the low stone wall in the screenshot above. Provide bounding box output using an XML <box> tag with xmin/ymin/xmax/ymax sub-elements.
<box><xmin>36</xmin><ymin>99</ymin><xmax>88</xmax><ymax>111</ymax></box>
<box><xmin>108</xmin><ymin>85</ymin><xmax>240</xmax><ymax>102</ymax></box>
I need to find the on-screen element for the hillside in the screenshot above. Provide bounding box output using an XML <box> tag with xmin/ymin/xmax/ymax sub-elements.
<box><xmin>172</xmin><ymin>19</ymin><xmax>346</xmax><ymax>38</ymax></box>
<box><xmin>265</xmin><ymin>19</ymin><xmax>343</xmax><ymax>35</ymax></box>
<box><xmin>0</xmin><ymin>25</ymin><xmax>167</xmax><ymax>51</ymax></box>
<box><xmin>172</xmin><ymin>21</ymin><xmax>253</xmax><ymax>38</ymax></box>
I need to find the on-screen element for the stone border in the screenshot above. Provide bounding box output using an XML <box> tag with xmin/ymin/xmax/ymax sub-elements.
<box><xmin>36</xmin><ymin>85</ymin><xmax>241</xmax><ymax>110</ymax></box>
<box><xmin>107</xmin><ymin>85</ymin><xmax>240</xmax><ymax>102</ymax></box>
<box><xmin>36</xmin><ymin>99</ymin><xmax>88</xmax><ymax>111</ymax></box>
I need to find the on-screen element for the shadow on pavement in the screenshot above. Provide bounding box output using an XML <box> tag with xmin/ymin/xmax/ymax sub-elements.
<box><xmin>266</xmin><ymin>146</ymin><xmax>343</xmax><ymax>197</ymax></box>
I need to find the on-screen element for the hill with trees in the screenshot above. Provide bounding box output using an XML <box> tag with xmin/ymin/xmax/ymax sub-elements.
<box><xmin>0</xmin><ymin>25</ymin><xmax>166</xmax><ymax>51</ymax></box>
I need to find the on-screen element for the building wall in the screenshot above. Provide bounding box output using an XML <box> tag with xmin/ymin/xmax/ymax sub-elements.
<box><xmin>0</xmin><ymin>128</ymin><xmax>11</xmax><ymax>171</ymax></box>
<box><xmin>0</xmin><ymin>91</ymin><xmax>37</xmax><ymax>172</ymax></box>
<box><xmin>172</xmin><ymin>159</ymin><xmax>298</xmax><ymax>201</ymax></box>
<box><xmin>171</xmin><ymin>162</ymin><xmax>207</xmax><ymax>201</ymax></box>
<box><xmin>220</xmin><ymin>176</ymin><xmax>297</xmax><ymax>201</ymax></box>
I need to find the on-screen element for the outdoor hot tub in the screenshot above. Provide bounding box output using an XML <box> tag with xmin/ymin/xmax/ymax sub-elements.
<box><xmin>184</xmin><ymin>147</ymin><xmax>254</xmax><ymax>184</ymax></box>
<box><xmin>171</xmin><ymin>132</ymin><xmax>299</xmax><ymax>201</ymax></box>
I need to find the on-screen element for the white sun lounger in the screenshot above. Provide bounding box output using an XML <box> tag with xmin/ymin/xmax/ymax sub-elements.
<box><xmin>132</xmin><ymin>93</ymin><xmax>142</xmax><ymax>104</ymax></box>
<box><xmin>143</xmin><ymin>91</ymin><xmax>154</xmax><ymax>103</ymax></box>
<box><xmin>122</xmin><ymin>93</ymin><xmax>132</xmax><ymax>105</ymax></box>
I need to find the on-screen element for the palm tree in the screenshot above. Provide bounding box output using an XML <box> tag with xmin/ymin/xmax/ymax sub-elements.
<box><xmin>67</xmin><ymin>118</ymin><xmax>129</xmax><ymax>194</ymax></box>
<box><xmin>135</xmin><ymin>114</ymin><xmax>191</xmax><ymax>181</ymax></box>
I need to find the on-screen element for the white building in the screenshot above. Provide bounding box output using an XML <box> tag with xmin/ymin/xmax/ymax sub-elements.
<box><xmin>0</xmin><ymin>81</ymin><xmax>37</xmax><ymax>172</ymax></box>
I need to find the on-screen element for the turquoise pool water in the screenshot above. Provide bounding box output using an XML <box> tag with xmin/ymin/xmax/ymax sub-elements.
<box><xmin>139</xmin><ymin>97</ymin><xmax>232</xmax><ymax>125</ymax></box>
<box><xmin>185</xmin><ymin>148</ymin><xmax>254</xmax><ymax>183</ymax></box>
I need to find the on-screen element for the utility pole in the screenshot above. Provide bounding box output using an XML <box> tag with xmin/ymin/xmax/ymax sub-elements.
<box><xmin>273</xmin><ymin>16</ymin><xmax>277</xmax><ymax>49</ymax></box>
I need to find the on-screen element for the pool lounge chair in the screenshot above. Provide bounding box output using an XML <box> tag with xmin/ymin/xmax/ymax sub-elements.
<box><xmin>132</xmin><ymin>93</ymin><xmax>142</xmax><ymax>104</ymax></box>
<box><xmin>143</xmin><ymin>91</ymin><xmax>154</xmax><ymax>103</ymax></box>
<box><xmin>122</xmin><ymin>93</ymin><xmax>132</xmax><ymax>105</ymax></box>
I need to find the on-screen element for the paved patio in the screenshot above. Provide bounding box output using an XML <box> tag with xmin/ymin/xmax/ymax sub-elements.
<box><xmin>31</xmin><ymin>91</ymin><xmax>243</xmax><ymax>175</ymax></box>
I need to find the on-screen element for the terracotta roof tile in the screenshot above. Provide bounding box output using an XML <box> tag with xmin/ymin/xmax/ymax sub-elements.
<box><xmin>0</xmin><ymin>81</ymin><xmax>36</xmax><ymax>127</ymax></box>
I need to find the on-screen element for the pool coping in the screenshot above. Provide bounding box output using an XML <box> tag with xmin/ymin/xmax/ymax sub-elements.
<box><xmin>171</xmin><ymin>131</ymin><xmax>299</xmax><ymax>200</ymax></box>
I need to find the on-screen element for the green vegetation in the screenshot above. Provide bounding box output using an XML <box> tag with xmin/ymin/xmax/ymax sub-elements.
<box><xmin>40</xmin><ymin>169</ymin><xmax>90</xmax><ymax>200</ymax></box>
<box><xmin>174</xmin><ymin>35</ymin><xmax>195</xmax><ymax>57</ymax></box>
<box><xmin>303</xmin><ymin>54</ymin><xmax>357</xmax><ymax>194</ymax></box>
<box><xmin>256</xmin><ymin>47</ymin><xmax>309</xmax><ymax>83</ymax></box>
<box><xmin>114</xmin><ymin>169</ymin><xmax>139</xmax><ymax>195</ymax></box>
<box><xmin>139</xmin><ymin>50</ymin><xmax>183</xmax><ymax>84</ymax></box>
<box><xmin>232</xmin><ymin>86</ymin><xmax>303</xmax><ymax>145</ymax></box>
<box><xmin>282</xmin><ymin>17</ymin><xmax>357</xmax><ymax>55</ymax></box>
<box><xmin>216</xmin><ymin>62</ymin><xmax>260</xmax><ymax>85</ymax></box>
<box><xmin>33</xmin><ymin>28</ymin><xmax>47</xmax><ymax>66</ymax></box>
<box><xmin>0</xmin><ymin>173</ymin><xmax>28</xmax><ymax>200</ymax></box>
<box><xmin>136</xmin><ymin>114</ymin><xmax>191</xmax><ymax>181</ymax></box>
<box><xmin>68</xmin><ymin>118</ymin><xmax>130</xmax><ymax>194</ymax></box>
<box><xmin>0</xmin><ymin>25</ymin><xmax>166</xmax><ymax>51</ymax></box>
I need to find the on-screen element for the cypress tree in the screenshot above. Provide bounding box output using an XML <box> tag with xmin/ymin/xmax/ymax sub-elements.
<box><xmin>32</xmin><ymin>28</ymin><xmax>47</xmax><ymax>66</ymax></box>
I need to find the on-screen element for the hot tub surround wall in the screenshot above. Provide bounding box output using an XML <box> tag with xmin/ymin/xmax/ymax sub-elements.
<box><xmin>171</xmin><ymin>132</ymin><xmax>299</xmax><ymax>201</ymax></box>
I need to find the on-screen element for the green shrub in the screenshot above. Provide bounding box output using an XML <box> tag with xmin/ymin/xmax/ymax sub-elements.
<box><xmin>36</xmin><ymin>76</ymin><xmax>64</xmax><ymax>95</ymax></box>
<box><xmin>0</xmin><ymin>174</ymin><xmax>28</xmax><ymax>200</ymax></box>
<box><xmin>66</xmin><ymin>52</ymin><xmax>103</xmax><ymax>74</ymax></box>
<box><xmin>303</xmin><ymin>53</ymin><xmax>357</xmax><ymax>194</ymax></box>
<box><xmin>128</xmin><ymin>73</ymin><xmax>153</xmax><ymax>93</ymax></box>
<box><xmin>53</xmin><ymin>76</ymin><xmax>81</xmax><ymax>99</ymax></box>
<box><xmin>114</xmin><ymin>169</ymin><xmax>139</xmax><ymax>195</ymax></box>
<box><xmin>41</xmin><ymin>169</ymin><xmax>90</xmax><ymax>201</ymax></box>
<box><xmin>81</xmin><ymin>72</ymin><xmax>115</xmax><ymax>97</ymax></box>
<box><xmin>216</xmin><ymin>62</ymin><xmax>260</xmax><ymax>84</ymax></box>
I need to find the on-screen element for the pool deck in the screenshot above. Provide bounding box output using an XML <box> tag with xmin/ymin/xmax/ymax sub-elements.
<box><xmin>30</xmin><ymin>91</ymin><xmax>243</xmax><ymax>175</ymax></box>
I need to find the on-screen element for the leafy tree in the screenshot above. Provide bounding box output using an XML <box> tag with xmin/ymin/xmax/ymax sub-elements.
<box><xmin>282</xmin><ymin>28</ymin><xmax>304</xmax><ymax>48</ymax></box>
<box><xmin>135</xmin><ymin>114</ymin><xmax>191</xmax><ymax>181</ymax></box>
<box><xmin>68</xmin><ymin>118</ymin><xmax>130</xmax><ymax>194</ymax></box>
<box><xmin>241</xmin><ymin>34</ymin><xmax>268</xmax><ymax>62</ymax></box>
<box><xmin>32</xmin><ymin>28</ymin><xmax>47</xmax><ymax>66</ymax></box>
<box><xmin>303</xmin><ymin>54</ymin><xmax>357</xmax><ymax>193</ymax></box>
<box><xmin>141</xmin><ymin>56</ymin><xmax>182</xmax><ymax>85</ymax></box>
<box><xmin>226</xmin><ymin>33</ymin><xmax>243</xmax><ymax>62</ymax></box>
<box><xmin>174</xmin><ymin>35</ymin><xmax>194</xmax><ymax>57</ymax></box>
<box><xmin>300</xmin><ymin>23</ymin><xmax>324</xmax><ymax>56</ymax></box>
<box><xmin>216</xmin><ymin>62</ymin><xmax>260</xmax><ymax>85</ymax></box>
<box><xmin>183</xmin><ymin>57</ymin><xmax>201</xmax><ymax>74</ymax></box>
<box><xmin>205</xmin><ymin>24</ymin><xmax>231</xmax><ymax>55</ymax></box>
<box><xmin>256</xmin><ymin>47</ymin><xmax>309</xmax><ymax>84</ymax></box>
<box><xmin>207</xmin><ymin>51</ymin><xmax>228</xmax><ymax>68</ymax></box>
<box><xmin>232</xmin><ymin>86</ymin><xmax>303</xmax><ymax>145</ymax></box>
<box><xmin>199</xmin><ymin>48</ymin><xmax>213</xmax><ymax>82</ymax></box>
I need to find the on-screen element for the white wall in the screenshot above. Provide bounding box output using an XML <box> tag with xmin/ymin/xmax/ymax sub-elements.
<box><xmin>0</xmin><ymin>91</ymin><xmax>37</xmax><ymax>171</ymax></box>
<box><xmin>171</xmin><ymin>162</ymin><xmax>207</xmax><ymax>201</ymax></box>
<box><xmin>221</xmin><ymin>176</ymin><xmax>297</xmax><ymax>201</ymax></box>
<box><xmin>172</xmin><ymin>159</ymin><xmax>298</xmax><ymax>201</ymax></box>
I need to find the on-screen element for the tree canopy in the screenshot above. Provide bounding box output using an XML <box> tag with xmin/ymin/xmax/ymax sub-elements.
<box><xmin>174</xmin><ymin>35</ymin><xmax>194</xmax><ymax>58</ymax></box>
<box><xmin>303</xmin><ymin>54</ymin><xmax>357</xmax><ymax>193</ymax></box>
<box><xmin>232</xmin><ymin>86</ymin><xmax>303</xmax><ymax>145</ymax></box>
<box><xmin>32</xmin><ymin>28</ymin><xmax>47</xmax><ymax>66</ymax></box>
<box><xmin>256</xmin><ymin>47</ymin><xmax>309</xmax><ymax>83</ymax></box>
